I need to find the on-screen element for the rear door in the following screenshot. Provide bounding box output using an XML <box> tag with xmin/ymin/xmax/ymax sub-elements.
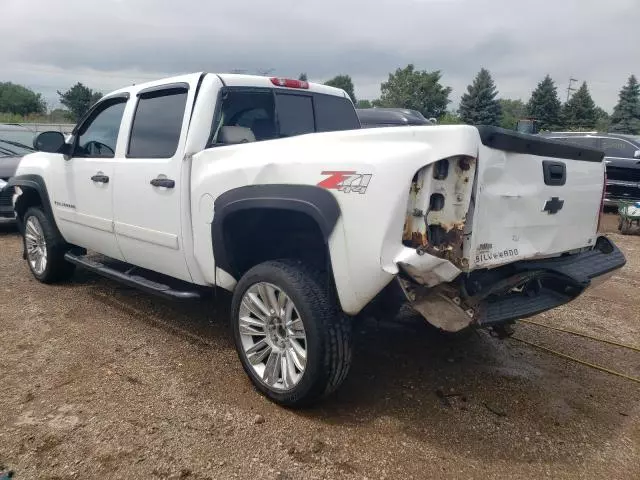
<box><xmin>112</xmin><ymin>78</ymin><xmax>199</xmax><ymax>282</ymax></box>
<box><xmin>468</xmin><ymin>131</ymin><xmax>605</xmax><ymax>269</ymax></box>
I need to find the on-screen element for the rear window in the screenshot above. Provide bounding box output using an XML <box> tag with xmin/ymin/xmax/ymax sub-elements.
<box><xmin>275</xmin><ymin>94</ymin><xmax>315</xmax><ymax>137</ymax></box>
<box><xmin>211</xmin><ymin>88</ymin><xmax>359</xmax><ymax>146</ymax></box>
<box><xmin>314</xmin><ymin>94</ymin><xmax>360</xmax><ymax>132</ymax></box>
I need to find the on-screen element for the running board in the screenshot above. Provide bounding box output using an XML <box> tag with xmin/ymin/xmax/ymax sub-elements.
<box><xmin>64</xmin><ymin>252</ymin><xmax>202</xmax><ymax>301</ymax></box>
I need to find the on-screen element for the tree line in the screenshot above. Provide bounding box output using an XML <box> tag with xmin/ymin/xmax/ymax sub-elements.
<box><xmin>0</xmin><ymin>82</ymin><xmax>103</xmax><ymax>123</ymax></box>
<box><xmin>318</xmin><ymin>67</ymin><xmax>639</xmax><ymax>134</ymax></box>
<box><xmin>2</xmin><ymin>69</ymin><xmax>639</xmax><ymax>135</ymax></box>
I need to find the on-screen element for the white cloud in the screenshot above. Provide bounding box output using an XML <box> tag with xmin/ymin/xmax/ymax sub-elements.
<box><xmin>2</xmin><ymin>0</ymin><xmax>638</xmax><ymax>111</ymax></box>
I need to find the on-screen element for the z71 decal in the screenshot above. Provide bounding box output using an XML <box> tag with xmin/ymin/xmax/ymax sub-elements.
<box><xmin>317</xmin><ymin>171</ymin><xmax>373</xmax><ymax>194</ymax></box>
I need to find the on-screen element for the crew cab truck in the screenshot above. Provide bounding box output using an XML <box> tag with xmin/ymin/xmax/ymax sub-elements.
<box><xmin>10</xmin><ymin>73</ymin><xmax>626</xmax><ymax>407</ymax></box>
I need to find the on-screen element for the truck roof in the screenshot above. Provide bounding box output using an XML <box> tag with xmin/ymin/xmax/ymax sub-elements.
<box><xmin>104</xmin><ymin>72</ymin><xmax>350</xmax><ymax>100</ymax></box>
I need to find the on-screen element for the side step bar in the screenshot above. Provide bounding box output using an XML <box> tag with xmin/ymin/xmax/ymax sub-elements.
<box><xmin>64</xmin><ymin>252</ymin><xmax>202</xmax><ymax>301</ymax></box>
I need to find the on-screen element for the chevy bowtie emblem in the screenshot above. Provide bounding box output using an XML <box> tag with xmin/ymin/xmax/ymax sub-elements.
<box><xmin>543</xmin><ymin>197</ymin><xmax>564</xmax><ymax>214</ymax></box>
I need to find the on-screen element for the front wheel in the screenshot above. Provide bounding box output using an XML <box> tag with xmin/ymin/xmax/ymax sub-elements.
<box><xmin>231</xmin><ymin>260</ymin><xmax>352</xmax><ymax>407</ymax></box>
<box><xmin>23</xmin><ymin>207</ymin><xmax>75</xmax><ymax>283</ymax></box>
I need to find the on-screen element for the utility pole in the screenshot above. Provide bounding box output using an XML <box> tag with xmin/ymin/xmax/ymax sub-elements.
<box><xmin>566</xmin><ymin>77</ymin><xmax>578</xmax><ymax>102</ymax></box>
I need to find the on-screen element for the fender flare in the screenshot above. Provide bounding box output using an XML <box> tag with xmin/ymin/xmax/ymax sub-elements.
<box><xmin>7</xmin><ymin>174</ymin><xmax>55</xmax><ymax>219</ymax></box>
<box><xmin>212</xmin><ymin>184</ymin><xmax>341</xmax><ymax>278</ymax></box>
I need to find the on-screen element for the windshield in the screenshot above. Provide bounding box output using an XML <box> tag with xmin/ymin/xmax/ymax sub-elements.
<box><xmin>0</xmin><ymin>139</ymin><xmax>35</xmax><ymax>156</ymax></box>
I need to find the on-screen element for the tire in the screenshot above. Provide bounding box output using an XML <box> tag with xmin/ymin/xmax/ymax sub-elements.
<box><xmin>231</xmin><ymin>260</ymin><xmax>352</xmax><ymax>407</ymax></box>
<box><xmin>23</xmin><ymin>207</ymin><xmax>75</xmax><ymax>283</ymax></box>
<box><xmin>620</xmin><ymin>218</ymin><xmax>631</xmax><ymax>235</ymax></box>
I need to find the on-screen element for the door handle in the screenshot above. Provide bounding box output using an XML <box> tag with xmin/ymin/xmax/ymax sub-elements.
<box><xmin>542</xmin><ymin>160</ymin><xmax>566</xmax><ymax>186</ymax></box>
<box><xmin>150</xmin><ymin>177</ymin><xmax>175</xmax><ymax>188</ymax></box>
<box><xmin>91</xmin><ymin>174</ymin><xmax>109</xmax><ymax>184</ymax></box>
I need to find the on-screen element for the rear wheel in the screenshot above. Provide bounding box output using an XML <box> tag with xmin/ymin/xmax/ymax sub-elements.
<box><xmin>23</xmin><ymin>207</ymin><xmax>75</xmax><ymax>283</ymax></box>
<box><xmin>231</xmin><ymin>260</ymin><xmax>352</xmax><ymax>407</ymax></box>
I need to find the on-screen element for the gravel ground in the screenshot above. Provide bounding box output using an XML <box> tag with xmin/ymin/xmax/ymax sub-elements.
<box><xmin>0</xmin><ymin>214</ymin><xmax>639</xmax><ymax>480</ymax></box>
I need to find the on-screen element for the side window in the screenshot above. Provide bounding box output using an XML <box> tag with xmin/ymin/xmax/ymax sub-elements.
<box><xmin>601</xmin><ymin>138</ymin><xmax>636</xmax><ymax>158</ymax></box>
<box><xmin>275</xmin><ymin>94</ymin><xmax>314</xmax><ymax>137</ymax></box>
<box><xmin>314</xmin><ymin>94</ymin><xmax>360</xmax><ymax>132</ymax></box>
<box><xmin>75</xmin><ymin>99</ymin><xmax>127</xmax><ymax>158</ymax></box>
<box><xmin>212</xmin><ymin>90</ymin><xmax>276</xmax><ymax>145</ymax></box>
<box><xmin>128</xmin><ymin>88</ymin><xmax>188</xmax><ymax>158</ymax></box>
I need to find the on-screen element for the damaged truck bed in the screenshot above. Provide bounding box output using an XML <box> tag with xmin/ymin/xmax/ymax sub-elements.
<box><xmin>396</xmin><ymin>127</ymin><xmax>626</xmax><ymax>332</ymax></box>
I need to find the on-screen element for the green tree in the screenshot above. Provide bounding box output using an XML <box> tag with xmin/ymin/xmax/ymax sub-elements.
<box><xmin>377</xmin><ymin>64</ymin><xmax>451</xmax><ymax>118</ymax></box>
<box><xmin>57</xmin><ymin>83</ymin><xmax>103</xmax><ymax>121</ymax></box>
<box><xmin>438</xmin><ymin>111</ymin><xmax>463</xmax><ymax>125</ymax></box>
<box><xmin>526</xmin><ymin>75</ymin><xmax>562</xmax><ymax>130</ymax></box>
<box><xmin>298</xmin><ymin>73</ymin><xmax>308</xmax><ymax>81</ymax></box>
<box><xmin>594</xmin><ymin>107</ymin><xmax>611</xmax><ymax>133</ymax></box>
<box><xmin>498</xmin><ymin>99</ymin><xmax>526</xmax><ymax>130</ymax></box>
<box><xmin>0</xmin><ymin>82</ymin><xmax>47</xmax><ymax>116</ymax></box>
<box><xmin>356</xmin><ymin>99</ymin><xmax>373</xmax><ymax>109</ymax></box>
<box><xmin>609</xmin><ymin>75</ymin><xmax>640</xmax><ymax>134</ymax></box>
<box><xmin>458</xmin><ymin>68</ymin><xmax>501</xmax><ymax>126</ymax></box>
<box><xmin>324</xmin><ymin>75</ymin><xmax>356</xmax><ymax>103</ymax></box>
<box><xmin>562</xmin><ymin>82</ymin><xmax>597</xmax><ymax>130</ymax></box>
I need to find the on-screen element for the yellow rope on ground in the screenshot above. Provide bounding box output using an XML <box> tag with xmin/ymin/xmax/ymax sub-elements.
<box><xmin>520</xmin><ymin>318</ymin><xmax>640</xmax><ymax>353</ymax></box>
<box><xmin>511</xmin><ymin>336</ymin><xmax>640</xmax><ymax>384</ymax></box>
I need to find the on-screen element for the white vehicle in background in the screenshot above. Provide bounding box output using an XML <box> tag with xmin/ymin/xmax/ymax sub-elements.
<box><xmin>9</xmin><ymin>73</ymin><xmax>625</xmax><ymax>406</ymax></box>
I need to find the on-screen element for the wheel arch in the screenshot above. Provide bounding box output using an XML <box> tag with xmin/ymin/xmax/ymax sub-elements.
<box><xmin>211</xmin><ymin>184</ymin><xmax>341</xmax><ymax>279</ymax></box>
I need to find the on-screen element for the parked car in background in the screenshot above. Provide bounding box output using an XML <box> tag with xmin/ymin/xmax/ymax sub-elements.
<box><xmin>1</xmin><ymin>124</ymin><xmax>73</xmax><ymax>220</ymax></box>
<box><xmin>542</xmin><ymin>132</ymin><xmax>640</xmax><ymax>208</ymax></box>
<box><xmin>0</xmin><ymin>137</ymin><xmax>34</xmax><ymax>219</ymax></box>
<box><xmin>356</xmin><ymin>108</ymin><xmax>435</xmax><ymax>128</ymax></box>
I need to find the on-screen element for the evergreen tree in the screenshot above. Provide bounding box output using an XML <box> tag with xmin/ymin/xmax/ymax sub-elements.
<box><xmin>526</xmin><ymin>75</ymin><xmax>562</xmax><ymax>130</ymax></box>
<box><xmin>458</xmin><ymin>68</ymin><xmax>501</xmax><ymax>126</ymax></box>
<box><xmin>609</xmin><ymin>75</ymin><xmax>640</xmax><ymax>134</ymax></box>
<box><xmin>298</xmin><ymin>73</ymin><xmax>308</xmax><ymax>81</ymax></box>
<box><xmin>561</xmin><ymin>82</ymin><xmax>597</xmax><ymax>130</ymax></box>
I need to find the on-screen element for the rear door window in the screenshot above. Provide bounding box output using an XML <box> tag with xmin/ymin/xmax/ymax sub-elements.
<box><xmin>128</xmin><ymin>88</ymin><xmax>188</xmax><ymax>158</ymax></box>
<box><xmin>275</xmin><ymin>94</ymin><xmax>315</xmax><ymax>137</ymax></box>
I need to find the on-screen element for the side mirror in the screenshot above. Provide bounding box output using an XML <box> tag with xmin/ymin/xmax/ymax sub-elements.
<box><xmin>33</xmin><ymin>131</ymin><xmax>66</xmax><ymax>153</ymax></box>
<box><xmin>634</xmin><ymin>150</ymin><xmax>640</xmax><ymax>159</ymax></box>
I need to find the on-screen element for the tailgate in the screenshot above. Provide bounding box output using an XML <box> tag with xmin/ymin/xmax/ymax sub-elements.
<box><xmin>467</xmin><ymin>127</ymin><xmax>605</xmax><ymax>269</ymax></box>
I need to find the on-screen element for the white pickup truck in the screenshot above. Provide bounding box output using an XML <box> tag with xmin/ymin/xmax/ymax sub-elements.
<box><xmin>9</xmin><ymin>73</ymin><xmax>626</xmax><ymax>406</ymax></box>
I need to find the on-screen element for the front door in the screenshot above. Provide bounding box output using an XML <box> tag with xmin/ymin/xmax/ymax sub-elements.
<box><xmin>51</xmin><ymin>96</ymin><xmax>129</xmax><ymax>260</ymax></box>
<box><xmin>112</xmin><ymin>83</ymin><xmax>194</xmax><ymax>281</ymax></box>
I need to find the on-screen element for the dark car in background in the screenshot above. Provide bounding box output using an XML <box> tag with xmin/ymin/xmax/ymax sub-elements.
<box><xmin>0</xmin><ymin>125</ymin><xmax>37</xmax><ymax>219</ymax></box>
<box><xmin>356</xmin><ymin>108</ymin><xmax>435</xmax><ymax>128</ymax></box>
<box><xmin>542</xmin><ymin>132</ymin><xmax>640</xmax><ymax>208</ymax></box>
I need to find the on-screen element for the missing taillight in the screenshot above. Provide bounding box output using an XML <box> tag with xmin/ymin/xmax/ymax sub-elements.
<box><xmin>433</xmin><ymin>159</ymin><xmax>449</xmax><ymax>180</ymax></box>
<box><xmin>429</xmin><ymin>193</ymin><xmax>445</xmax><ymax>211</ymax></box>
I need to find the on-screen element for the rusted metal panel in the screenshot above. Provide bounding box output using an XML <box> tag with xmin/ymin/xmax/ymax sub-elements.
<box><xmin>402</xmin><ymin>155</ymin><xmax>476</xmax><ymax>272</ymax></box>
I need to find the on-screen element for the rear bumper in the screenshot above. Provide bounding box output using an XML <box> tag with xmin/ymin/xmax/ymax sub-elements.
<box><xmin>478</xmin><ymin>237</ymin><xmax>625</xmax><ymax>326</ymax></box>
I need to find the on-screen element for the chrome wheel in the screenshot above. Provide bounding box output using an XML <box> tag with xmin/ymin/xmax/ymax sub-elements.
<box><xmin>238</xmin><ymin>282</ymin><xmax>307</xmax><ymax>391</ymax></box>
<box><xmin>25</xmin><ymin>216</ymin><xmax>47</xmax><ymax>275</ymax></box>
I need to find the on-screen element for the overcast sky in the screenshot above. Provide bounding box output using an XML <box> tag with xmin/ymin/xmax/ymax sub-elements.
<box><xmin>3</xmin><ymin>0</ymin><xmax>638</xmax><ymax>112</ymax></box>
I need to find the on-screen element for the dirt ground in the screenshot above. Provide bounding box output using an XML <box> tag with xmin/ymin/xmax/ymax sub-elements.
<box><xmin>0</xmin><ymin>214</ymin><xmax>638</xmax><ymax>480</ymax></box>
